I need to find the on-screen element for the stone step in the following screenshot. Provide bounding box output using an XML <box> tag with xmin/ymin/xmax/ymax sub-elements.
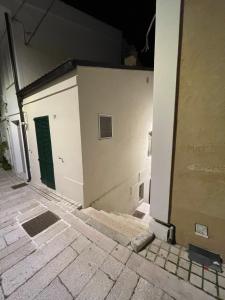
<box><xmin>83</xmin><ymin>208</ymin><xmax>129</xmax><ymax>237</ymax></box>
<box><xmin>82</xmin><ymin>207</ymin><xmax>150</xmax><ymax>246</ymax></box>
<box><xmin>72</xmin><ymin>209</ymin><xmax>131</xmax><ymax>245</ymax></box>
<box><xmin>99</xmin><ymin>211</ymin><xmax>148</xmax><ymax>237</ymax></box>
<box><xmin>118</xmin><ymin>212</ymin><xmax>148</xmax><ymax>224</ymax></box>
<box><xmin>83</xmin><ymin>208</ymin><xmax>140</xmax><ymax>239</ymax></box>
<box><xmin>108</xmin><ymin>212</ymin><xmax>149</xmax><ymax>231</ymax></box>
<box><xmin>86</xmin><ymin>217</ymin><xmax>130</xmax><ymax>246</ymax></box>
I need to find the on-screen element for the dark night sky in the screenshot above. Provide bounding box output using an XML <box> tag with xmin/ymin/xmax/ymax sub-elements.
<box><xmin>61</xmin><ymin>0</ymin><xmax>156</xmax><ymax>67</ymax></box>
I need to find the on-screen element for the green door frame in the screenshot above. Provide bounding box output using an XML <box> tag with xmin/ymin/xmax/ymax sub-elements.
<box><xmin>34</xmin><ymin>116</ymin><xmax>56</xmax><ymax>189</ymax></box>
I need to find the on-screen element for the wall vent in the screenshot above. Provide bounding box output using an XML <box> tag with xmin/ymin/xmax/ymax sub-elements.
<box><xmin>99</xmin><ymin>115</ymin><xmax>112</xmax><ymax>139</ymax></box>
<box><xmin>195</xmin><ymin>223</ymin><xmax>208</xmax><ymax>238</ymax></box>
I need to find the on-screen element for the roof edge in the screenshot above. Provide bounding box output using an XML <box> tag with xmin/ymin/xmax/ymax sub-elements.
<box><xmin>17</xmin><ymin>60</ymin><xmax>77</xmax><ymax>99</ymax></box>
<box><xmin>18</xmin><ymin>59</ymin><xmax>153</xmax><ymax>100</ymax></box>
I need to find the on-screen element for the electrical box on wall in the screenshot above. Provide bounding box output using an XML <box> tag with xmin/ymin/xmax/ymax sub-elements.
<box><xmin>195</xmin><ymin>223</ymin><xmax>208</xmax><ymax>238</ymax></box>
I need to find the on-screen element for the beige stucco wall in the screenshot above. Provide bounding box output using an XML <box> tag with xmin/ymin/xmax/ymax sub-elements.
<box><xmin>23</xmin><ymin>72</ymin><xmax>84</xmax><ymax>204</ymax></box>
<box><xmin>171</xmin><ymin>0</ymin><xmax>225</xmax><ymax>258</ymax></box>
<box><xmin>77</xmin><ymin>66</ymin><xmax>153</xmax><ymax>213</ymax></box>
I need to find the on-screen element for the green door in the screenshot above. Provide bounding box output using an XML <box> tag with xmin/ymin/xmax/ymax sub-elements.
<box><xmin>34</xmin><ymin>116</ymin><xmax>55</xmax><ymax>189</ymax></box>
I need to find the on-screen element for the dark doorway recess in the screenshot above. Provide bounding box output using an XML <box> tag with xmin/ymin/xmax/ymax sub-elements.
<box><xmin>34</xmin><ymin>116</ymin><xmax>55</xmax><ymax>189</ymax></box>
<box><xmin>22</xmin><ymin>211</ymin><xmax>60</xmax><ymax>237</ymax></box>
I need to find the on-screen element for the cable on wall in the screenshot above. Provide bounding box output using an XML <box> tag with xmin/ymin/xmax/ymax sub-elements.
<box><xmin>12</xmin><ymin>0</ymin><xmax>27</xmax><ymax>20</ymax></box>
<box><xmin>25</xmin><ymin>0</ymin><xmax>56</xmax><ymax>46</ymax></box>
<box><xmin>0</xmin><ymin>0</ymin><xmax>27</xmax><ymax>45</ymax></box>
<box><xmin>13</xmin><ymin>18</ymin><xmax>28</xmax><ymax>45</ymax></box>
<box><xmin>142</xmin><ymin>14</ymin><xmax>156</xmax><ymax>53</ymax></box>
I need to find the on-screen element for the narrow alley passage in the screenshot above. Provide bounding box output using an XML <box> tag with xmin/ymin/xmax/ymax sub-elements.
<box><xmin>0</xmin><ymin>170</ymin><xmax>216</xmax><ymax>300</ymax></box>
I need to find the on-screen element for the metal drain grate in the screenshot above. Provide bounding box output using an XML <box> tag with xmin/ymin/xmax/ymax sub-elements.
<box><xmin>188</xmin><ymin>244</ymin><xmax>222</xmax><ymax>272</ymax></box>
<box><xmin>22</xmin><ymin>211</ymin><xmax>60</xmax><ymax>237</ymax></box>
<box><xmin>133</xmin><ymin>210</ymin><xmax>145</xmax><ymax>219</ymax></box>
<box><xmin>11</xmin><ymin>182</ymin><xmax>28</xmax><ymax>189</ymax></box>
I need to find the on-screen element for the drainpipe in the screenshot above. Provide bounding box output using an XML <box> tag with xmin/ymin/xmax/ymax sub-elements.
<box><xmin>4</xmin><ymin>13</ymin><xmax>31</xmax><ymax>181</ymax></box>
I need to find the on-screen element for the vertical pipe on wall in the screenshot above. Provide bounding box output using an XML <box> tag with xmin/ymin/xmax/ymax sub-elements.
<box><xmin>4</xmin><ymin>13</ymin><xmax>31</xmax><ymax>181</ymax></box>
<box><xmin>168</xmin><ymin>0</ymin><xmax>184</xmax><ymax>224</ymax></box>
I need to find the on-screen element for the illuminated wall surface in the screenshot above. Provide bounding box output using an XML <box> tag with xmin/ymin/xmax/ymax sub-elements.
<box><xmin>171</xmin><ymin>0</ymin><xmax>225</xmax><ymax>258</ymax></box>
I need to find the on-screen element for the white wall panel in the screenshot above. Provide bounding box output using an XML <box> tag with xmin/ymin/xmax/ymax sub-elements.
<box><xmin>150</xmin><ymin>0</ymin><xmax>181</xmax><ymax>223</ymax></box>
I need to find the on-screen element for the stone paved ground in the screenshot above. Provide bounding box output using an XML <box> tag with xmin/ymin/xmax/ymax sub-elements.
<box><xmin>138</xmin><ymin>238</ymin><xmax>225</xmax><ymax>299</ymax></box>
<box><xmin>0</xmin><ymin>169</ymin><xmax>216</xmax><ymax>300</ymax></box>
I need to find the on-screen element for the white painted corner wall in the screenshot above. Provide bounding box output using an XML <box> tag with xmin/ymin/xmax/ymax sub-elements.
<box><xmin>23</xmin><ymin>73</ymin><xmax>84</xmax><ymax>204</ymax></box>
<box><xmin>23</xmin><ymin>66</ymin><xmax>153</xmax><ymax>211</ymax></box>
<box><xmin>0</xmin><ymin>0</ymin><xmax>122</xmax><ymax>180</ymax></box>
<box><xmin>150</xmin><ymin>0</ymin><xmax>181</xmax><ymax>223</ymax></box>
<box><xmin>77</xmin><ymin>66</ymin><xmax>153</xmax><ymax>213</ymax></box>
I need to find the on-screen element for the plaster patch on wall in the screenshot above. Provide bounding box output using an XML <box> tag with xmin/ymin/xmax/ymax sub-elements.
<box><xmin>185</xmin><ymin>144</ymin><xmax>225</xmax><ymax>154</ymax></box>
<box><xmin>171</xmin><ymin>0</ymin><xmax>225</xmax><ymax>260</ymax></box>
<box><xmin>187</xmin><ymin>164</ymin><xmax>225</xmax><ymax>174</ymax></box>
<box><xmin>64</xmin><ymin>177</ymin><xmax>83</xmax><ymax>186</ymax></box>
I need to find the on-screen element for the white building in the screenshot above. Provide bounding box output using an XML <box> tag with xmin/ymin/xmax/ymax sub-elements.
<box><xmin>19</xmin><ymin>60</ymin><xmax>153</xmax><ymax>213</ymax></box>
<box><xmin>0</xmin><ymin>0</ymin><xmax>122</xmax><ymax>179</ymax></box>
<box><xmin>0</xmin><ymin>0</ymin><xmax>190</xmax><ymax>245</ymax></box>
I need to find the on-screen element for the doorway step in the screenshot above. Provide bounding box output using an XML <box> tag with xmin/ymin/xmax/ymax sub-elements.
<box><xmin>28</xmin><ymin>183</ymin><xmax>82</xmax><ymax>212</ymax></box>
<box><xmin>80</xmin><ymin>207</ymin><xmax>153</xmax><ymax>247</ymax></box>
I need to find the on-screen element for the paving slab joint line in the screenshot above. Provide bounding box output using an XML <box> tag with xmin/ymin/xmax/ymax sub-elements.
<box><xmin>9</xmin><ymin>246</ymin><xmax>78</xmax><ymax>300</ymax></box>
<box><xmin>16</xmin><ymin>204</ymin><xmax>46</xmax><ymax>224</ymax></box>
<box><xmin>0</xmin><ymin>245</ymin><xmax>37</xmax><ymax>276</ymax></box>
<box><xmin>102</xmin><ymin>258</ymin><xmax>125</xmax><ymax>283</ymax></box>
<box><xmin>0</xmin><ymin>223</ymin><xmax>19</xmax><ymax>238</ymax></box>
<box><xmin>125</xmin><ymin>259</ymin><xmax>172</xmax><ymax>300</ymax></box>
<box><xmin>3</xmin><ymin>243</ymin><xmax>79</xmax><ymax>297</ymax></box>
<box><xmin>102</xmin><ymin>270</ymin><xmax>119</xmax><ymax>300</ymax></box>
<box><xmin>110</xmin><ymin>242</ymin><xmax>120</xmax><ymax>255</ymax></box>
<box><xmin>196</xmin><ymin>262</ymin><xmax>204</xmax><ymax>290</ymax></box>
<box><xmin>88</xmin><ymin>247</ymin><xmax>120</xmax><ymax>288</ymax></box>
<box><xmin>32</xmin><ymin>276</ymin><xmax>55</xmax><ymax>300</ymax></box>
<box><xmin>186</xmin><ymin>257</ymin><xmax>192</xmax><ymax>282</ymax></box>
<box><xmin>110</xmin><ymin>252</ymin><xmax>128</xmax><ymax>266</ymax></box>
<box><xmin>57</xmin><ymin>274</ymin><xmax>74</xmax><ymax>299</ymax></box>
<box><xmin>2</xmin><ymin>235</ymin><xmax>7</xmax><ymax>248</ymax></box>
<box><xmin>72</xmin><ymin>266</ymin><xmax>103</xmax><ymax>299</ymax></box>
<box><xmin>215</xmin><ymin>270</ymin><xmax>219</xmax><ymax>298</ymax></box>
<box><xmin>0</xmin><ymin>238</ymin><xmax>31</xmax><ymax>262</ymax></box>
<box><xmin>129</xmin><ymin>274</ymin><xmax>141</xmax><ymax>299</ymax></box>
<box><xmin>36</xmin><ymin>226</ymin><xmax>78</xmax><ymax>250</ymax></box>
<box><xmin>77</xmin><ymin>214</ymin><xmax>92</xmax><ymax>224</ymax></box>
<box><xmin>0</xmin><ymin>283</ymin><xmax>5</xmax><ymax>298</ymax></box>
<box><xmin>60</xmin><ymin>243</ymin><xmax>112</xmax><ymax>299</ymax></box>
<box><xmin>103</xmin><ymin>270</ymin><xmax>113</xmax><ymax>282</ymax></box>
<box><xmin>31</xmin><ymin>223</ymin><xmax>71</xmax><ymax>249</ymax></box>
<box><xmin>69</xmin><ymin>230</ymin><xmax>94</xmax><ymax>251</ymax></box>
